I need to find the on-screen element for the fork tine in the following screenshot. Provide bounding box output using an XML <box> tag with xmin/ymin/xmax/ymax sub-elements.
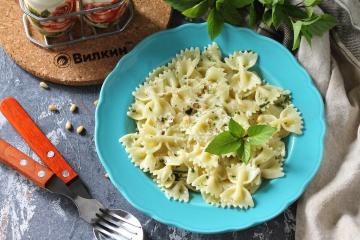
<box><xmin>95</xmin><ymin>219</ymin><xmax>134</xmax><ymax>240</ymax></box>
<box><xmin>94</xmin><ymin>225</ymin><xmax>128</xmax><ymax>240</ymax></box>
<box><xmin>100</xmin><ymin>209</ymin><xmax>141</xmax><ymax>228</ymax></box>
<box><xmin>97</xmin><ymin>213</ymin><xmax>138</xmax><ymax>234</ymax></box>
<box><xmin>94</xmin><ymin>227</ymin><xmax>112</xmax><ymax>240</ymax></box>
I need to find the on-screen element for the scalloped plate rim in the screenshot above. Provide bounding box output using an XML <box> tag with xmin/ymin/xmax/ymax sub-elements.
<box><xmin>95</xmin><ymin>22</ymin><xmax>326</xmax><ymax>233</ymax></box>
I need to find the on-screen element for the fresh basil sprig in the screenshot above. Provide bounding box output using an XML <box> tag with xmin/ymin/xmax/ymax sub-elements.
<box><xmin>205</xmin><ymin>119</ymin><xmax>276</xmax><ymax>164</ymax></box>
<box><xmin>164</xmin><ymin>0</ymin><xmax>336</xmax><ymax>50</ymax></box>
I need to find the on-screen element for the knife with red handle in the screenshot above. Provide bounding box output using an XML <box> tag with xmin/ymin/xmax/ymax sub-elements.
<box><xmin>0</xmin><ymin>97</ymin><xmax>91</xmax><ymax>199</ymax></box>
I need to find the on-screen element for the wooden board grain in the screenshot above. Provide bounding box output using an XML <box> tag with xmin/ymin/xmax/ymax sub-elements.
<box><xmin>0</xmin><ymin>0</ymin><xmax>171</xmax><ymax>86</ymax></box>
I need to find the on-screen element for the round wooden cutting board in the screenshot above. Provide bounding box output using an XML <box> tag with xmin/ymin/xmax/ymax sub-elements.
<box><xmin>0</xmin><ymin>0</ymin><xmax>171</xmax><ymax>86</ymax></box>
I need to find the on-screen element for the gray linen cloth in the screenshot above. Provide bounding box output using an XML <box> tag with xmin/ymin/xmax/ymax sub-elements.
<box><xmin>295</xmin><ymin>1</ymin><xmax>360</xmax><ymax>239</ymax></box>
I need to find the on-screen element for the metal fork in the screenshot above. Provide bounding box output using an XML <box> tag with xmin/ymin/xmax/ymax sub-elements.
<box><xmin>93</xmin><ymin>209</ymin><xmax>143</xmax><ymax>240</ymax></box>
<box><xmin>39</xmin><ymin>166</ymin><xmax>144</xmax><ymax>240</ymax></box>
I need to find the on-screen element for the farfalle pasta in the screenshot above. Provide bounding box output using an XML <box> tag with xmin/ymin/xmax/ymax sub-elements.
<box><xmin>120</xmin><ymin>43</ymin><xmax>303</xmax><ymax>208</ymax></box>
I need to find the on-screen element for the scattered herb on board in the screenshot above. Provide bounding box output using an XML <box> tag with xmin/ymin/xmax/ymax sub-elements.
<box><xmin>205</xmin><ymin>118</ymin><xmax>276</xmax><ymax>164</ymax></box>
<box><xmin>164</xmin><ymin>0</ymin><xmax>336</xmax><ymax>50</ymax></box>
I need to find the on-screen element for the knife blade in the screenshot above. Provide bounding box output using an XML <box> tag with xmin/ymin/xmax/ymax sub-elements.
<box><xmin>67</xmin><ymin>177</ymin><xmax>92</xmax><ymax>199</ymax></box>
<box><xmin>45</xmin><ymin>176</ymin><xmax>103</xmax><ymax>223</ymax></box>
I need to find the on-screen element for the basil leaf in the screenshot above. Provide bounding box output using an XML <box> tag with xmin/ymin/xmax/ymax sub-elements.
<box><xmin>292</xmin><ymin>20</ymin><xmax>302</xmax><ymax>50</ymax></box>
<box><xmin>217</xmin><ymin>1</ymin><xmax>242</xmax><ymax>25</ymax></box>
<box><xmin>301</xmin><ymin>27</ymin><xmax>313</xmax><ymax>45</ymax></box>
<box><xmin>229</xmin><ymin>119</ymin><xmax>245</xmax><ymax>138</ymax></box>
<box><xmin>182</xmin><ymin>0</ymin><xmax>209</xmax><ymax>18</ymax></box>
<box><xmin>302</xmin><ymin>14</ymin><xmax>336</xmax><ymax>36</ymax></box>
<box><xmin>271</xmin><ymin>5</ymin><xmax>289</xmax><ymax>28</ymax></box>
<box><xmin>259</xmin><ymin>0</ymin><xmax>283</xmax><ymax>5</ymax></box>
<box><xmin>216</xmin><ymin>0</ymin><xmax>224</xmax><ymax>10</ymax></box>
<box><xmin>258</xmin><ymin>0</ymin><xmax>273</xmax><ymax>5</ymax></box>
<box><xmin>237</xmin><ymin>141</ymin><xmax>251</xmax><ymax>164</ymax></box>
<box><xmin>165</xmin><ymin>0</ymin><xmax>203</xmax><ymax>12</ymax></box>
<box><xmin>263</xmin><ymin>8</ymin><xmax>273</xmax><ymax>26</ymax></box>
<box><xmin>292</xmin><ymin>13</ymin><xmax>336</xmax><ymax>49</ymax></box>
<box><xmin>208</xmin><ymin>8</ymin><xmax>224</xmax><ymax>40</ymax></box>
<box><xmin>306</xmin><ymin>6</ymin><xmax>314</xmax><ymax>18</ymax></box>
<box><xmin>273</xmin><ymin>0</ymin><xmax>284</xmax><ymax>4</ymax></box>
<box><xmin>230</xmin><ymin>0</ymin><xmax>254</xmax><ymax>8</ymax></box>
<box><xmin>284</xmin><ymin>4</ymin><xmax>309</xmax><ymax>19</ymax></box>
<box><xmin>304</xmin><ymin>0</ymin><xmax>322</xmax><ymax>7</ymax></box>
<box><xmin>248</xmin><ymin>3</ymin><xmax>257</xmax><ymax>27</ymax></box>
<box><xmin>247</xmin><ymin>125</ymin><xmax>276</xmax><ymax>145</ymax></box>
<box><xmin>205</xmin><ymin>131</ymin><xmax>241</xmax><ymax>155</ymax></box>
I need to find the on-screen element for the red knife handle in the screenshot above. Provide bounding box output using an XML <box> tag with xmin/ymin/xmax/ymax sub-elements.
<box><xmin>0</xmin><ymin>139</ymin><xmax>54</xmax><ymax>188</ymax></box>
<box><xmin>0</xmin><ymin>97</ymin><xmax>77</xmax><ymax>183</ymax></box>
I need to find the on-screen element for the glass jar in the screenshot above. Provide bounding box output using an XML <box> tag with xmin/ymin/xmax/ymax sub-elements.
<box><xmin>82</xmin><ymin>0</ymin><xmax>129</xmax><ymax>28</ymax></box>
<box><xmin>24</xmin><ymin>0</ymin><xmax>77</xmax><ymax>37</ymax></box>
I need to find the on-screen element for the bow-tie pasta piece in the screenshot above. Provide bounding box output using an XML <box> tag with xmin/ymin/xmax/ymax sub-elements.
<box><xmin>163</xmin><ymin>149</ymin><xmax>188</xmax><ymax>167</ymax></box>
<box><xmin>169</xmin><ymin>86</ymin><xmax>198</xmax><ymax>112</ymax></box>
<box><xmin>132</xmin><ymin>83</ymin><xmax>150</xmax><ymax>102</ymax></box>
<box><xmin>202</xmin><ymin>192</ymin><xmax>222</xmax><ymax>207</ymax></box>
<box><xmin>145</xmin><ymin>65</ymin><xmax>168</xmax><ymax>82</ymax></box>
<box><xmin>139</xmin><ymin>152</ymin><xmax>158</xmax><ymax>173</ymax></box>
<box><xmin>168</xmin><ymin>47</ymin><xmax>201</xmax><ymax>79</ymax></box>
<box><xmin>205</xmin><ymin>66</ymin><xmax>227</xmax><ymax>82</ymax></box>
<box><xmin>120</xmin><ymin>134</ymin><xmax>147</xmax><ymax>166</ymax></box>
<box><xmin>198</xmin><ymin>43</ymin><xmax>225</xmax><ymax>73</ymax></box>
<box><xmin>139</xmin><ymin>118</ymin><xmax>159</xmax><ymax>135</ymax></box>
<box><xmin>279</xmin><ymin>105</ymin><xmax>303</xmax><ymax>134</ymax></box>
<box><xmin>220</xmin><ymin>164</ymin><xmax>260</xmax><ymax>208</ymax></box>
<box><xmin>238</xmin><ymin>99</ymin><xmax>259</xmax><ymax>117</ymax></box>
<box><xmin>190</xmin><ymin>172</ymin><xmax>208</xmax><ymax>191</ymax></box>
<box><xmin>189</xmin><ymin>144</ymin><xmax>219</xmax><ymax>169</ymax></box>
<box><xmin>159</xmin><ymin>69</ymin><xmax>179</xmax><ymax>90</ymax></box>
<box><xmin>153</xmin><ymin>165</ymin><xmax>175</xmax><ymax>188</ymax></box>
<box><xmin>232</xmin><ymin>113</ymin><xmax>250</xmax><ymax>130</ymax></box>
<box><xmin>261</xmin><ymin>104</ymin><xmax>284</xmax><ymax>118</ymax></box>
<box><xmin>201</xmin><ymin>170</ymin><xmax>225</xmax><ymax>197</ymax></box>
<box><xmin>267</xmin><ymin>136</ymin><xmax>286</xmax><ymax>158</ymax></box>
<box><xmin>225</xmin><ymin>51</ymin><xmax>258</xmax><ymax>70</ymax></box>
<box><xmin>120</xmin><ymin>133</ymin><xmax>140</xmax><ymax>149</ymax></box>
<box><xmin>134</xmin><ymin>71</ymin><xmax>177</xmax><ymax>102</ymax></box>
<box><xmin>255</xmin><ymin>84</ymin><xmax>283</xmax><ymax>108</ymax></box>
<box><xmin>230</xmin><ymin>67</ymin><xmax>261</xmax><ymax>93</ymax></box>
<box><xmin>121</xmin><ymin>137</ymin><xmax>158</xmax><ymax>172</ymax></box>
<box><xmin>257</xmin><ymin>114</ymin><xmax>282</xmax><ymax>131</ymax></box>
<box><xmin>163</xmin><ymin>180</ymin><xmax>189</xmax><ymax>202</ymax></box>
<box><xmin>186</xmin><ymin>167</ymin><xmax>204</xmax><ymax>185</ymax></box>
<box><xmin>128</xmin><ymin>101</ymin><xmax>148</xmax><ymax>121</ymax></box>
<box><xmin>251</xmin><ymin>146</ymin><xmax>284</xmax><ymax>179</ymax></box>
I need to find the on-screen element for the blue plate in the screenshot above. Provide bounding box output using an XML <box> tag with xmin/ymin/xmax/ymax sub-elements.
<box><xmin>95</xmin><ymin>23</ymin><xmax>325</xmax><ymax>233</ymax></box>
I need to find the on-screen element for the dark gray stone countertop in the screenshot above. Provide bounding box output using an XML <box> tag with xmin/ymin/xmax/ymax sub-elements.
<box><xmin>0</xmin><ymin>14</ymin><xmax>296</xmax><ymax>240</ymax></box>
